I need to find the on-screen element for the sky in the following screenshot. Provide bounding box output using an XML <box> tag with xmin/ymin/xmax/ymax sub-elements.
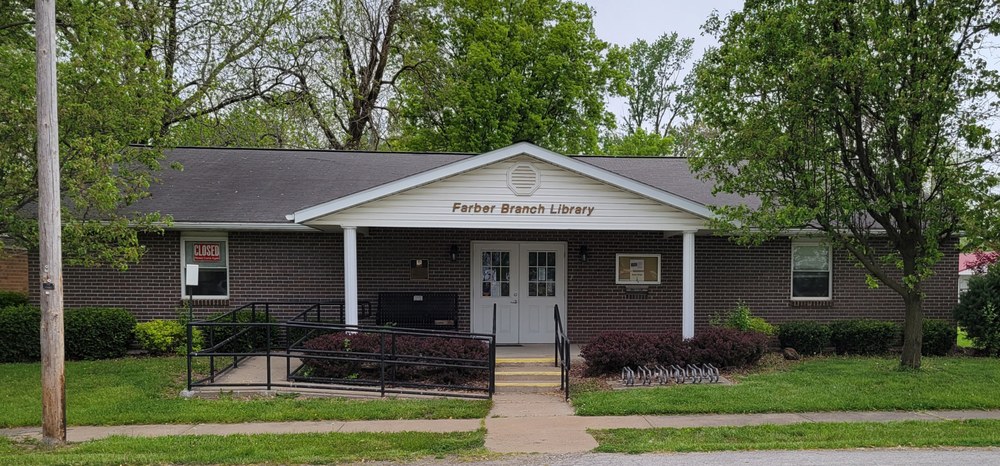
<box><xmin>581</xmin><ymin>0</ymin><xmax>746</xmax><ymax>120</ymax></box>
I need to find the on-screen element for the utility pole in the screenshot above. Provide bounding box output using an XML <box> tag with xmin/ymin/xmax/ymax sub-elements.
<box><xmin>35</xmin><ymin>0</ymin><xmax>66</xmax><ymax>445</ymax></box>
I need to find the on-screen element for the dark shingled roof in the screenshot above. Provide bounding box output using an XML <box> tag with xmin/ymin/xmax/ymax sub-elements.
<box><xmin>130</xmin><ymin>147</ymin><xmax>753</xmax><ymax>224</ymax></box>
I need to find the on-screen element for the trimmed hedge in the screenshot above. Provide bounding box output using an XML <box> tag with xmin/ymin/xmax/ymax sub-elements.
<box><xmin>778</xmin><ymin>321</ymin><xmax>831</xmax><ymax>356</ymax></box>
<box><xmin>65</xmin><ymin>307</ymin><xmax>136</xmax><ymax>360</ymax></box>
<box><xmin>829</xmin><ymin>320</ymin><xmax>899</xmax><ymax>355</ymax></box>
<box><xmin>922</xmin><ymin>319</ymin><xmax>956</xmax><ymax>356</ymax></box>
<box><xmin>0</xmin><ymin>306</ymin><xmax>135</xmax><ymax>362</ymax></box>
<box><xmin>301</xmin><ymin>332</ymin><xmax>489</xmax><ymax>385</ymax></box>
<box><xmin>581</xmin><ymin>329</ymin><xmax>767</xmax><ymax>376</ymax></box>
<box><xmin>0</xmin><ymin>291</ymin><xmax>28</xmax><ymax>309</ymax></box>
<box><xmin>0</xmin><ymin>305</ymin><xmax>42</xmax><ymax>362</ymax></box>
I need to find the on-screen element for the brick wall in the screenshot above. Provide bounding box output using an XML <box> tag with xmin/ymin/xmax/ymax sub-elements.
<box><xmin>33</xmin><ymin>228</ymin><xmax>959</xmax><ymax>343</ymax></box>
<box><xmin>1</xmin><ymin>248</ymin><xmax>28</xmax><ymax>293</ymax></box>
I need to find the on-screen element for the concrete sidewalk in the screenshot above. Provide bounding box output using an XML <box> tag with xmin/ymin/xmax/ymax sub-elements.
<box><xmin>3</xmin><ymin>392</ymin><xmax>999</xmax><ymax>453</ymax></box>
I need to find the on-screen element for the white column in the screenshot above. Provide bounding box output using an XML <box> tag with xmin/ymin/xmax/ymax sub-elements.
<box><xmin>343</xmin><ymin>226</ymin><xmax>359</xmax><ymax>327</ymax></box>
<box><xmin>682</xmin><ymin>231</ymin><xmax>696</xmax><ymax>339</ymax></box>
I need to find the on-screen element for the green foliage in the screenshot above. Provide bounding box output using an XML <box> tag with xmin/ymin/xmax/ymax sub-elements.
<box><xmin>64</xmin><ymin>308</ymin><xmax>136</xmax><ymax>360</ymax></box>
<box><xmin>711</xmin><ymin>301</ymin><xmax>775</xmax><ymax>336</ymax></box>
<box><xmin>0</xmin><ymin>291</ymin><xmax>28</xmax><ymax>309</ymax></box>
<box><xmin>828</xmin><ymin>320</ymin><xmax>899</xmax><ymax>356</ymax></box>
<box><xmin>202</xmin><ymin>310</ymin><xmax>275</xmax><ymax>353</ymax></box>
<box><xmin>618</xmin><ymin>32</ymin><xmax>694</xmax><ymax>136</ymax></box>
<box><xmin>777</xmin><ymin>321</ymin><xmax>830</xmax><ymax>356</ymax></box>
<box><xmin>601</xmin><ymin>129</ymin><xmax>675</xmax><ymax>156</ymax></box>
<box><xmin>690</xmin><ymin>0</ymin><xmax>1000</xmax><ymax>368</ymax></box>
<box><xmin>954</xmin><ymin>267</ymin><xmax>1000</xmax><ymax>355</ymax></box>
<box><xmin>0</xmin><ymin>1</ymin><xmax>170</xmax><ymax>268</ymax></box>
<box><xmin>135</xmin><ymin>320</ymin><xmax>203</xmax><ymax>356</ymax></box>
<box><xmin>0</xmin><ymin>306</ymin><xmax>134</xmax><ymax>362</ymax></box>
<box><xmin>394</xmin><ymin>0</ymin><xmax>622</xmax><ymax>153</ymax></box>
<box><xmin>922</xmin><ymin>320</ymin><xmax>957</xmax><ymax>356</ymax></box>
<box><xmin>0</xmin><ymin>305</ymin><xmax>41</xmax><ymax>362</ymax></box>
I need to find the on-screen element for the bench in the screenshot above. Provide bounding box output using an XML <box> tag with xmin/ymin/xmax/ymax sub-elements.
<box><xmin>376</xmin><ymin>292</ymin><xmax>459</xmax><ymax>330</ymax></box>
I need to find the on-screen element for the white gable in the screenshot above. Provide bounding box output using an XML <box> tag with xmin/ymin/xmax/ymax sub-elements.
<box><xmin>304</xmin><ymin>155</ymin><xmax>707</xmax><ymax>231</ymax></box>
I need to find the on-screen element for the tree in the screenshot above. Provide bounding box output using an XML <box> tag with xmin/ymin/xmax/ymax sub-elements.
<box><xmin>1</xmin><ymin>0</ymin><xmax>169</xmax><ymax>268</ymax></box>
<box><xmin>620</xmin><ymin>32</ymin><xmax>694</xmax><ymax>137</ymax></box>
<box><xmin>601</xmin><ymin>129</ymin><xmax>675</xmax><ymax>157</ymax></box>
<box><xmin>393</xmin><ymin>0</ymin><xmax>621</xmax><ymax>154</ymax></box>
<box><xmin>690</xmin><ymin>0</ymin><xmax>1000</xmax><ymax>368</ymax></box>
<box><xmin>281</xmin><ymin>0</ymin><xmax>411</xmax><ymax>150</ymax></box>
<box><xmin>123</xmin><ymin>0</ymin><xmax>299</xmax><ymax>136</ymax></box>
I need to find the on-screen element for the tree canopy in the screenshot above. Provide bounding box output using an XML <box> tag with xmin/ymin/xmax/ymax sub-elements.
<box><xmin>1</xmin><ymin>0</ymin><xmax>169</xmax><ymax>268</ymax></box>
<box><xmin>392</xmin><ymin>0</ymin><xmax>622</xmax><ymax>153</ymax></box>
<box><xmin>691</xmin><ymin>0</ymin><xmax>1000</xmax><ymax>368</ymax></box>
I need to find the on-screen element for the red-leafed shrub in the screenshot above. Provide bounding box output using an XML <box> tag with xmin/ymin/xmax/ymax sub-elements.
<box><xmin>580</xmin><ymin>331</ymin><xmax>659</xmax><ymax>376</ymax></box>
<box><xmin>688</xmin><ymin>327</ymin><xmax>769</xmax><ymax>368</ymax></box>
<box><xmin>651</xmin><ymin>332</ymin><xmax>691</xmax><ymax>367</ymax></box>
<box><xmin>582</xmin><ymin>329</ymin><xmax>767</xmax><ymax>375</ymax></box>
<box><xmin>301</xmin><ymin>331</ymin><xmax>489</xmax><ymax>386</ymax></box>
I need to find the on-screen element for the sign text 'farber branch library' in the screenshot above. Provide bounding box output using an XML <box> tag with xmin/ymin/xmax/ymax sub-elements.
<box><xmin>452</xmin><ymin>202</ymin><xmax>595</xmax><ymax>216</ymax></box>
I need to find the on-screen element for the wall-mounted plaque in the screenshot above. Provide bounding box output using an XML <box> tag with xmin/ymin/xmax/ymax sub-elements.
<box><xmin>615</xmin><ymin>254</ymin><xmax>661</xmax><ymax>285</ymax></box>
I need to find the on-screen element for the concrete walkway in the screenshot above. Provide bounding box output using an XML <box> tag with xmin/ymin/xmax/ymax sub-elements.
<box><xmin>4</xmin><ymin>392</ymin><xmax>999</xmax><ymax>453</ymax></box>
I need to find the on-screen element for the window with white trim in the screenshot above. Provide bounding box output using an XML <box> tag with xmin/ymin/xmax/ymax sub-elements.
<box><xmin>182</xmin><ymin>235</ymin><xmax>229</xmax><ymax>298</ymax></box>
<box><xmin>791</xmin><ymin>240</ymin><xmax>831</xmax><ymax>299</ymax></box>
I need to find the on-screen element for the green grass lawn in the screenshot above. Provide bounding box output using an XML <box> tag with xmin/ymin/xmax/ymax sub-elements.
<box><xmin>573</xmin><ymin>356</ymin><xmax>1000</xmax><ymax>416</ymax></box>
<box><xmin>0</xmin><ymin>430</ymin><xmax>487</xmax><ymax>465</ymax></box>
<box><xmin>591</xmin><ymin>419</ymin><xmax>1000</xmax><ymax>453</ymax></box>
<box><xmin>0</xmin><ymin>357</ymin><xmax>490</xmax><ymax>427</ymax></box>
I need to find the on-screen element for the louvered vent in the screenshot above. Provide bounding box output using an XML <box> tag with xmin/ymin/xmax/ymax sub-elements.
<box><xmin>507</xmin><ymin>163</ymin><xmax>541</xmax><ymax>196</ymax></box>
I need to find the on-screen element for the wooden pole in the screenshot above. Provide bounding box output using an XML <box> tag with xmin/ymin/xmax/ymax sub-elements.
<box><xmin>35</xmin><ymin>0</ymin><xmax>66</xmax><ymax>445</ymax></box>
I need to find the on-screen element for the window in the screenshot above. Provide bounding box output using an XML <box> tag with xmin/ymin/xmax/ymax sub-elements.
<box><xmin>182</xmin><ymin>235</ymin><xmax>228</xmax><ymax>298</ymax></box>
<box><xmin>528</xmin><ymin>251</ymin><xmax>556</xmax><ymax>297</ymax></box>
<box><xmin>791</xmin><ymin>240</ymin><xmax>831</xmax><ymax>299</ymax></box>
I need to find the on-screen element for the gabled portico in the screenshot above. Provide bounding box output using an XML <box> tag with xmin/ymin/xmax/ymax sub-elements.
<box><xmin>292</xmin><ymin>142</ymin><xmax>712</xmax><ymax>341</ymax></box>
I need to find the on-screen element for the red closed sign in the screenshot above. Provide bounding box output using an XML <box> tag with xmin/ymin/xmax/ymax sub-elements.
<box><xmin>193</xmin><ymin>243</ymin><xmax>221</xmax><ymax>262</ymax></box>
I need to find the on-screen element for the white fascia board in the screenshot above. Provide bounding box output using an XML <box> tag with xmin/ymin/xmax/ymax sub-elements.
<box><xmin>292</xmin><ymin>142</ymin><xmax>715</xmax><ymax>224</ymax></box>
<box><xmin>165</xmin><ymin>222</ymin><xmax>321</xmax><ymax>232</ymax></box>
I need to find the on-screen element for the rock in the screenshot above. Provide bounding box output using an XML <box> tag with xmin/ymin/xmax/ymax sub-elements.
<box><xmin>782</xmin><ymin>348</ymin><xmax>801</xmax><ymax>360</ymax></box>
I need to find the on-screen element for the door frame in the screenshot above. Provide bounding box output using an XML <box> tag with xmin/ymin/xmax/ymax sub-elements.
<box><xmin>470</xmin><ymin>241</ymin><xmax>567</xmax><ymax>343</ymax></box>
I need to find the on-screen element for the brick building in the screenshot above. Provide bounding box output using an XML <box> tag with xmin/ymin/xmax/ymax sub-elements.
<box><xmin>1</xmin><ymin>248</ymin><xmax>28</xmax><ymax>293</ymax></box>
<box><xmin>30</xmin><ymin>143</ymin><xmax>958</xmax><ymax>343</ymax></box>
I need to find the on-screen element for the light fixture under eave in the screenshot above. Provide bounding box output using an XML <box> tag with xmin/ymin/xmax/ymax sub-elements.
<box><xmin>579</xmin><ymin>244</ymin><xmax>588</xmax><ymax>262</ymax></box>
<box><xmin>450</xmin><ymin>244</ymin><xmax>459</xmax><ymax>262</ymax></box>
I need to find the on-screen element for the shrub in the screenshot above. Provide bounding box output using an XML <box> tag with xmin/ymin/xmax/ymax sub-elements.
<box><xmin>0</xmin><ymin>291</ymin><xmax>28</xmax><ymax>309</ymax></box>
<box><xmin>0</xmin><ymin>305</ymin><xmax>41</xmax><ymax>362</ymax></box>
<box><xmin>688</xmin><ymin>327</ymin><xmax>769</xmax><ymax>368</ymax></box>
<box><xmin>581</xmin><ymin>329</ymin><xmax>765</xmax><ymax>375</ymax></box>
<box><xmin>202</xmin><ymin>310</ymin><xmax>275</xmax><ymax>353</ymax></box>
<box><xmin>828</xmin><ymin>320</ymin><xmax>899</xmax><ymax>355</ymax></box>
<box><xmin>64</xmin><ymin>307</ymin><xmax>136</xmax><ymax>360</ymax></box>
<box><xmin>711</xmin><ymin>301</ymin><xmax>776</xmax><ymax>336</ymax></box>
<box><xmin>580</xmin><ymin>331</ymin><xmax>658</xmax><ymax>376</ymax></box>
<box><xmin>954</xmin><ymin>268</ymin><xmax>1000</xmax><ymax>356</ymax></box>
<box><xmin>0</xmin><ymin>306</ymin><xmax>135</xmax><ymax>361</ymax></box>
<box><xmin>301</xmin><ymin>332</ymin><xmax>489</xmax><ymax>385</ymax></box>
<box><xmin>135</xmin><ymin>320</ymin><xmax>203</xmax><ymax>356</ymax></box>
<box><xmin>778</xmin><ymin>321</ymin><xmax>831</xmax><ymax>355</ymax></box>
<box><xmin>922</xmin><ymin>319</ymin><xmax>956</xmax><ymax>356</ymax></box>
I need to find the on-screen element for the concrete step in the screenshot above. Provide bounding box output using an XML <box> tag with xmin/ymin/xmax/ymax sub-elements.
<box><xmin>495</xmin><ymin>370</ymin><xmax>562</xmax><ymax>382</ymax></box>
<box><xmin>496</xmin><ymin>357</ymin><xmax>555</xmax><ymax>366</ymax></box>
<box><xmin>494</xmin><ymin>381</ymin><xmax>562</xmax><ymax>393</ymax></box>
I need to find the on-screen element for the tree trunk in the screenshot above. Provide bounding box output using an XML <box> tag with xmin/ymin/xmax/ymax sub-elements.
<box><xmin>900</xmin><ymin>292</ymin><xmax>923</xmax><ymax>369</ymax></box>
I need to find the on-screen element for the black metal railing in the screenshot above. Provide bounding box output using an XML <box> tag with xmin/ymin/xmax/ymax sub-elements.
<box><xmin>187</xmin><ymin>301</ymin><xmax>496</xmax><ymax>399</ymax></box>
<box><xmin>554</xmin><ymin>304</ymin><xmax>570</xmax><ymax>400</ymax></box>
